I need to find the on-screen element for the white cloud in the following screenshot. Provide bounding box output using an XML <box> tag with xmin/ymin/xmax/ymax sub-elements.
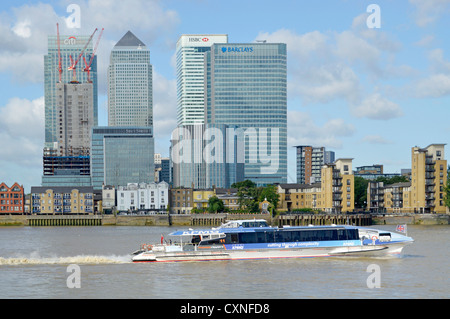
<box><xmin>256</xmin><ymin>23</ymin><xmax>407</xmax><ymax>117</ymax></box>
<box><xmin>0</xmin><ymin>97</ymin><xmax>44</xmax><ymax>167</ymax></box>
<box><xmin>414</xmin><ymin>35</ymin><xmax>435</xmax><ymax>47</ymax></box>
<box><xmin>409</xmin><ymin>0</ymin><xmax>450</xmax><ymax>27</ymax></box>
<box><xmin>12</xmin><ymin>20</ymin><xmax>31</xmax><ymax>38</ymax></box>
<box><xmin>414</xmin><ymin>73</ymin><xmax>450</xmax><ymax>98</ymax></box>
<box><xmin>333</xmin><ymin>30</ymin><xmax>381</xmax><ymax>74</ymax></box>
<box><xmin>361</xmin><ymin>135</ymin><xmax>393</xmax><ymax>145</ymax></box>
<box><xmin>352</xmin><ymin>93</ymin><xmax>403</xmax><ymax>120</ymax></box>
<box><xmin>152</xmin><ymin>71</ymin><xmax>177</xmax><ymax>137</ymax></box>
<box><xmin>292</xmin><ymin>63</ymin><xmax>361</xmax><ymax>105</ymax></box>
<box><xmin>427</xmin><ymin>49</ymin><xmax>450</xmax><ymax>73</ymax></box>
<box><xmin>405</xmin><ymin>48</ymin><xmax>450</xmax><ymax>98</ymax></box>
<box><xmin>287</xmin><ymin>111</ymin><xmax>355</xmax><ymax>149</ymax></box>
<box><xmin>0</xmin><ymin>0</ymin><xmax>180</xmax><ymax>86</ymax></box>
<box><xmin>257</xmin><ymin>29</ymin><xmax>329</xmax><ymax>61</ymax></box>
<box><xmin>79</xmin><ymin>0</ymin><xmax>180</xmax><ymax>38</ymax></box>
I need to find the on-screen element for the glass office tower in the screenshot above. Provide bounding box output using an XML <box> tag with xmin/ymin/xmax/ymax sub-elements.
<box><xmin>44</xmin><ymin>35</ymin><xmax>97</xmax><ymax>145</ymax></box>
<box><xmin>171</xmin><ymin>124</ymin><xmax>244</xmax><ymax>189</ymax></box>
<box><xmin>176</xmin><ymin>35</ymin><xmax>228</xmax><ymax>126</ymax></box>
<box><xmin>108</xmin><ymin>31</ymin><xmax>153</xmax><ymax>127</ymax></box>
<box><xmin>91</xmin><ymin>127</ymin><xmax>155</xmax><ymax>190</ymax></box>
<box><xmin>205</xmin><ymin>43</ymin><xmax>287</xmax><ymax>185</ymax></box>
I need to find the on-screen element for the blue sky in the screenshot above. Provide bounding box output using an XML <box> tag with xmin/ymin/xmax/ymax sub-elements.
<box><xmin>1</xmin><ymin>0</ymin><xmax>450</xmax><ymax>191</ymax></box>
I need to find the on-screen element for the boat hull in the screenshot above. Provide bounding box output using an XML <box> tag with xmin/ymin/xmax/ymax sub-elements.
<box><xmin>132</xmin><ymin>241</ymin><xmax>411</xmax><ymax>263</ymax></box>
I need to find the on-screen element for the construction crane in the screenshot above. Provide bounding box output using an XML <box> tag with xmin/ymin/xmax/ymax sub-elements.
<box><xmin>67</xmin><ymin>28</ymin><xmax>97</xmax><ymax>83</ymax></box>
<box><xmin>56</xmin><ymin>23</ymin><xmax>62</xmax><ymax>83</ymax></box>
<box><xmin>83</xmin><ymin>28</ymin><xmax>104</xmax><ymax>83</ymax></box>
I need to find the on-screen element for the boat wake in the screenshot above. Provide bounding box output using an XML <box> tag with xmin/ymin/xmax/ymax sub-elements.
<box><xmin>0</xmin><ymin>254</ymin><xmax>132</xmax><ymax>266</ymax></box>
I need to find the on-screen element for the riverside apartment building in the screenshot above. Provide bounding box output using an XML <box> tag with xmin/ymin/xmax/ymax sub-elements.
<box><xmin>277</xmin><ymin>158</ymin><xmax>355</xmax><ymax>213</ymax></box>
<box><xmin>367</xmin><ymin>144</ymin><xmax>448</xmax><ymax>214</ymax></box>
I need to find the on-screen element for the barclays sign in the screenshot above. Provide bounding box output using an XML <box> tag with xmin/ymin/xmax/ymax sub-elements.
<box><xmin>221</xmin><ymin>46</ymin><xmax>254</xmax><ymax>53</ymax></box>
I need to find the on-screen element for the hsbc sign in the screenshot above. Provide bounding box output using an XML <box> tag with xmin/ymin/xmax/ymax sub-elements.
<box><xmin>178</xmin><ymin>35</ymin><xmax>228</xmax><ymax>49</ymax></box>
<box><xmin>188</xmin><ymin>37</ymin><xmax>209</xmax><ymax>43</ymax></box>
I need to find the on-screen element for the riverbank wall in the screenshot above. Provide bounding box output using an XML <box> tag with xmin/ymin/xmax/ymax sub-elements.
<box><xmin>0</xmin><ymin>213</ymin><xmax>448</xmax><ymax>227</ymax></box>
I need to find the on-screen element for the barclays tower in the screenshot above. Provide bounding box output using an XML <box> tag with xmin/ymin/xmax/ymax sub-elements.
<box><xmin>204</xmin><ymin>43</ymin><xmax>287</xmax><ymax>185</ymax></box>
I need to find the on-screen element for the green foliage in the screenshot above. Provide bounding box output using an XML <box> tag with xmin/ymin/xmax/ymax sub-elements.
<box><xmin>231</xmin><ymin>180</ymin><xmax>256</xmax><ymax>189</ymax></box>
<box><xmin>354</xmin><ymin>175</ymin><xmax>410</xmax><ymax>210</ymax></box>
<box><xmin>258</xmin><ymin>184</ymin><xmax>279</xmax><ymax>211</ymax></box>
<box><xmin>207</xmin><ymin>196</ymin><xmax>225</xmax><ymax>213</ymax></box>
<box><xmin>232</xmin><ymin>179</ymin><xmax>278</xmax><ymax>214</ymax></box>
<box><xmin>444</xmin><ymin>165</ymin><xmax>450</xmax><ymax>210</ymax></box>
<box><xmin>374</xmin><ymin>175</ymin><xmax>409</xmax><ymax>185</ymax></box>
<box><xmin>354</xmin><ymin>176</ymin><xmax>368</xmax><ymax>209</ymax></box>
<box><xmin>191</xmin><ymin>208</ymin><xmax>204</xmax><ymax>214</ymax></box>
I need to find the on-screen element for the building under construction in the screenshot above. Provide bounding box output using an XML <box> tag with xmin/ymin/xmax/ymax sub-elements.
<box><xmin>42</xmin><ymin>25</ymin><xmax>103</xmax><ymax>187</ymax></box>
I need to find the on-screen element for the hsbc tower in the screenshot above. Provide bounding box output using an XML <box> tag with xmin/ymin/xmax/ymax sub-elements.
<box><xmin>175</xmin><ymin>34</ymin><xmax>228</xmax><ymax>126</ymax></box>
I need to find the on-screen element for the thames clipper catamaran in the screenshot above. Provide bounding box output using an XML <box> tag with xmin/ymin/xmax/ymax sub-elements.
<box><xmin>131</xmin><ymin>219</ymin><xmax>413</xmax><ymax>263</ymax></box>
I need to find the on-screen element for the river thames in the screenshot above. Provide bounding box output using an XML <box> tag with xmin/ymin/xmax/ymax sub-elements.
<box><xmin>0</xmin><ymin>224</ymin><xmax>448</xmax><ymax>300</ymax></box>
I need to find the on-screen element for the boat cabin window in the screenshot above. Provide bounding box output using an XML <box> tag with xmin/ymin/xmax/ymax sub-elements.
<box><xmin>378</xmin><ymin>232</ymin><xmax>391</xmax><ymax>242</ymax></box>
<box><xmin>224</xmin><ymin>228</ymin><xmax>359</xmax><ymax>244</ymax></box>
<box><xmin>230</xmin><ymin>233</ymin><xmax>239</xmax><ymax>244</ymax></box>
<box><xmin>241</xmin><ymin>221</ymin><xmax>269</xmax><ymax>228</ymax></box>
<box><xmin>198</xmin><ymin>233</ymin><xmax>227</xmax><ymax>245</ymax></box>
<box><xmin>221</xmin><ymin>220</ymin><xmax>269</xmax><ymax>228</ymax></box>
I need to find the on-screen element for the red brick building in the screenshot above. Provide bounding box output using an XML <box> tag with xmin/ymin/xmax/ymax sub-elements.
<box><xmin>0</xmin><ymin>182</ymin><xmax>25</xmax><ymax>214</ymax></box>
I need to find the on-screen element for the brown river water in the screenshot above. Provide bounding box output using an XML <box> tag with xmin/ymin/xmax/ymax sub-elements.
<box><xmin>0</xmin><ymin>224</ymin><xmax>448</xmax><ymax>299</ymax></box>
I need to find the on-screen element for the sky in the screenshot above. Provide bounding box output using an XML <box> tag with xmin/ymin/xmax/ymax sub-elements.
<box><xmin>1</xmin><ymin>0</ymin><xmax>450</xmax><ymax>192</ymax></box>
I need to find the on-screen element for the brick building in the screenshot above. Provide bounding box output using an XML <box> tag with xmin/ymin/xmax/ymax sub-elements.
<box><xmin>0</xmin><ymin>182</ymin><xmax>25</xmax><ymax>214</ymax></box>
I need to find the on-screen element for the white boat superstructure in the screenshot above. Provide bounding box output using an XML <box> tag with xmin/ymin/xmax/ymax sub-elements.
<box><xmin>132</xmin><ymin>219</ymin><xmax>414</xmax><ymax>262</ymax></box>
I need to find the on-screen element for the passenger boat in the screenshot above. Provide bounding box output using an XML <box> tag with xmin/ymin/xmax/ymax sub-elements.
<box><xmin>131</xmin><ymin>219</ymin><xmax>413</xmax><ymax>263</ymax></box>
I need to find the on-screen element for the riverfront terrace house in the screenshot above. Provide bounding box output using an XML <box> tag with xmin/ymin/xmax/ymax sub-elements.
<box><xmin>31</xmin><ymin>186</ymin><xmax>94</xmax><ymax>215</ymax></box>
<box><xmin>0</xmin><ymin>183</ymin><xmax>25</xmax><ymax>214</ymax></box>
<box><xmin>116</xmin><ymin>182</ymin><xmax>169</xmax><ymax>212</ymax></box>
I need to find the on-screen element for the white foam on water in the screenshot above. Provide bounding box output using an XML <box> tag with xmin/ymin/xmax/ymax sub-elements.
<box><xmin>0</xmin><ymin>254</ymin><xmax>132</xmax><ymax>266</ymax></box>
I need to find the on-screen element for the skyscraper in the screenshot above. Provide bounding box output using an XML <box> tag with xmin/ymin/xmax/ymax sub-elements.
<box><xmin>44</xmin><ymin>34</ymin><xmax>97</xmax><ymax>146</ymax></box>
<box><xmin>171</xmin><ymin>124</ymin><xmax>244</xmax><ymax>189</ymax></box>
<box><xmin>176</xmin><ymin>34</ymin><xmax>228</xmax><ymax>126</ymax></box>
<box><xmin>108</xmin><ymin>31</ymin><xmax>153</xmax><ymax>127</ymax></box>
<box><xmin>55</xmin><ymin>82</ymin><xmax>95</xmax><ymax>156</ymax></box>
<box><xmin>42</xmin><ymin>31</ymin><xmax>98</xmax><ymax>187</ymax></box>
<box><xmin>90</xmin><ymin>127</ymin><xmax>155</xmax><ymax>190</ymax></box>
<box><xmin>205</xmin><ymin>43</ymin><xmax>288</xmax><ymax>185</ymax></box>
<box><xmin>295</xmin><ymin>146</ymin><xmax>335</xmax><ymax>184</ymax></box>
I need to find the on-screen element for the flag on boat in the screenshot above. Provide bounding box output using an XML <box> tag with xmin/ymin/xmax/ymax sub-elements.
<box><xmin>396</xmin><ymin>224</ymin><xmax>407</xmax><ymax>234</ymax></box>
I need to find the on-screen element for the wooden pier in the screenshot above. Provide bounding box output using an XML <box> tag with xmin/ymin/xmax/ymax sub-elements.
<box><xmin>191</xmin><ymin>214</ymin><xmax>228</xmax><ymax>226</ymax></box>
<box><xmin>276</xmin><ymin>214</ymin><xmax>372</xmax><ymax>227</ymax></box>
<box><xmin>2</xmin><ymin>212</ymin><xmax>373</xmax><ymax>227</ymax></box>
<box><xmin>190</xmin><ymin>213</ymin><xmax>372</xmax><ymax>227</ymax></box>
<box><xmin>27</xmin><ymin>215</ymin><xmax>102</xmax><ymax>226</ymax></box>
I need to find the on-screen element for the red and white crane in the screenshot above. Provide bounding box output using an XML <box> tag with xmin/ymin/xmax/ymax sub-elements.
<box><xmin>83</xmin><ymin>28</ymin><xmax>104</xmax><ymax>83</ymax></box>
<box><xmin>67</xmin><ymin>28</ymin><xmax>97</xmax><ymax>82</ymax></box>
<box><xmin>56</xmin><ymin>23</ymin><xmax>62</xmax><ymax>83</ymax></box>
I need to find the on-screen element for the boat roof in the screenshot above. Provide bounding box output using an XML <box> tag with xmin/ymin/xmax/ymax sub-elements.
<box><xmin>168</xmin><ymin>221</ymin><xmax>359</xmax><ymax>236</ymax></box>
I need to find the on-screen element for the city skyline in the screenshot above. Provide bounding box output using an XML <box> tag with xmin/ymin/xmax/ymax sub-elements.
<box><xmin>1</xmin><ymin>0</ymin><xmax>450</xmax><ymax>192</ymax></box>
